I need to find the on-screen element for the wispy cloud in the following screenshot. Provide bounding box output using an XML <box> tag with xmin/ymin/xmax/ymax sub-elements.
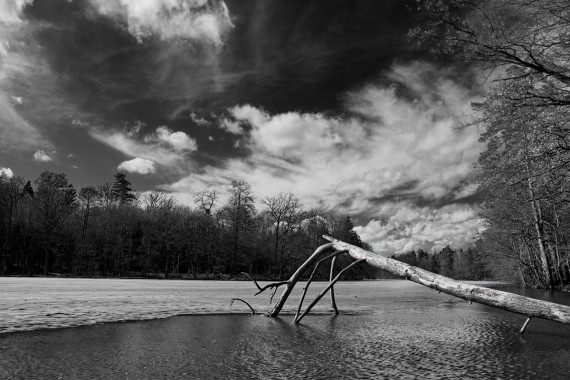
<box><xmin>90</xmin><ymin>124</ymin><xmax>197</xmax><ymax>167</ymax></box>
<box><xmin>0</xmin><ymin>1</ymin><xmax>59</xmax><ymax>153</ymax></box>
<box><xmin>0</xmin><ymin>93</ymin><xmax>49</xmax><ymax>151</ymax></box>
<box><xmin>118</xmin><ymin>157</ymin><xmax>157</xmax><ymax>174</ymax></box>
<box><xmin>87</xmin><ymin>0</ymin><xmax>232</xmax><ymax>45</ymax></box>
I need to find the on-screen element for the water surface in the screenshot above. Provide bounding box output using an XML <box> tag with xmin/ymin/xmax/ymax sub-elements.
<box><xmin>1</xmin><ymin>278</ymin><xmax>569</xmax><ymax>379</ymax></box>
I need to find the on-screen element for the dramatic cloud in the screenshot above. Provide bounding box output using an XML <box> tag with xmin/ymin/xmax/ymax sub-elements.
<box><xmin>164</xmin><ymin>62</ymin><xmax>485</xmax><ymax>253</ymax></box>
<box><xmin>0</xmin><ymin>2</ymin><xmax>485</xmax><ymax>255</ymax></box>
<box><xmin>33</xmin><ymin>150</ymin><xmax>53</xmax><ymax>162</ymax></box>
<box><xmin>87</xmin><ymin>0</ymin><xmax>232</xmax><ymax>45</ymax></box>
<box><xmin>0</xmin><ymin>167</ymin><xmax>14</xmax><ymax>178</ymax></box>
<box><xmin>118</xmin><ymin>157</ymin><xmax>157</xmax><ymax>174</ymax></box>
<box><xmin>354</xmin><ymin>203</ymin><xmax>485</xmax><ymax>254</ymax></box>
<box><xmin>90</xmin><ymin>124</ymin><xmax>197</xmax><ymax>167</ymax></box>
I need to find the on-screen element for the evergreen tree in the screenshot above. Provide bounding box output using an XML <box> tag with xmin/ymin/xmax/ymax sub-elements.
<box><xmin>22</xmin><ymin>181</ymin><xmax>34</xmax><ymax>197</ymax></box>
<box><xmin>112</xmin><ymin>172</ymin><xmax>136</xmax><ymax>205</ymax></box>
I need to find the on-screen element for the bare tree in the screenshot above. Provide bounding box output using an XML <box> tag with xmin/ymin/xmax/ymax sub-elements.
<box><xmin>220</xmin><ymin>181</ymin><xmax>255</xmax><ymax>275</ymax></box>
<box><xmin>194</xmin><ymin>190</ymin><xmax>219</xmax><ymax>215</ymax></box>
<box><xmin>263</xmin><ymin>192</ymin><xmax>314</xmax><ymax>278</ymax></box>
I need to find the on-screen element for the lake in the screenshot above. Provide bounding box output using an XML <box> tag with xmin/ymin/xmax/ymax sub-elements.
<box><xmin>1</xmin><ymin>278</ymin><xmax>569</xmax><ymax>379</ymax></box>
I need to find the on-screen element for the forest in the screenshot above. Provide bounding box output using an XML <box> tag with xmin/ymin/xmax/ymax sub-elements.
<box><xmin>0</xmin><ymin>171</ymin><xmax>378</xmax><ymax>279</ymax></box>
<box><xmin>0</xmin><ymin>170</ymin><xmax>492</xmax><ymax>281</ymax></box>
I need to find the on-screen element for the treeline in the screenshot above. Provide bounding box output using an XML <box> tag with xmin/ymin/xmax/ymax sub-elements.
<box><xmin>414</xmin><ymin>0</ymin><xmax>570</xmax><ymax>288</ymax></box>
<box><xmin>391</xmin><ymin>247</ymin><xmax>490</xmax><ymax>281</ymax></box>
<box><xmin>0</xmin><ymin>171</ymin><xmax>375</xmax><ymax>280</ymax></box>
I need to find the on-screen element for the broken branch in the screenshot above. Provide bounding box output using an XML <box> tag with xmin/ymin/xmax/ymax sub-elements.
<box><xmin>230</xmin><ymin>298</ymin><xmax>255</xmax><ymax>315</ymax></box>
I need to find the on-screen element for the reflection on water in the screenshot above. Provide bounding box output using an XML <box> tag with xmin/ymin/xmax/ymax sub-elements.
<box><xmin>0</xmin><ymin>280</ymin><xmax>569</xmax><ymax>379</ymax></box>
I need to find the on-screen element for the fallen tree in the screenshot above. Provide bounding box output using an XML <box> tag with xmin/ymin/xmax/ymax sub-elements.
<box><xmin>241</xmin><ymin>236</ymin><xmax>570</xmax><ymax>333</ymax></box>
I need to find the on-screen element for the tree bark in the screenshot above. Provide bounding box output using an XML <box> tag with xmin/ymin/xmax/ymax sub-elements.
<box><xmin>323</xmin><ymin>236</ymin><xmax>570</xmax><ymax>326</ymax></box>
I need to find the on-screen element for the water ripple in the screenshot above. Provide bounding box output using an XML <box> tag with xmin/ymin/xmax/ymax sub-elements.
<box><xmin>1</xmin><ymin>279</ymin><xmax>570</xmax><ymax>379</ymax></box>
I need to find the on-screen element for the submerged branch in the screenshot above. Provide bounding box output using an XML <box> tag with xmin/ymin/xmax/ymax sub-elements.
<box><xmin>265</xmin><ymin>243</ymin><xmax>336</xmax><ymax>317</ymax></box>
<box><xmin>230</xmin><ymin>298</ymin><xmax>255</xmax><ymax>315</ymax></box>
<box><xmin>294</xmin><ymin>250</ymin><xmax>347</xmax><ymax>322</ymax></box>
<box><xmin>294</xmin><ymin>258</ymin><xmax>366</xmax><ymax>324</ymax></box>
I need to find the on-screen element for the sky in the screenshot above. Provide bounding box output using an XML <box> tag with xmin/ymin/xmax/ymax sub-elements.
<box><xmin>0</xmin><ymin>0</ymin><xmax>486</xmax><ymax>254</ymax></box>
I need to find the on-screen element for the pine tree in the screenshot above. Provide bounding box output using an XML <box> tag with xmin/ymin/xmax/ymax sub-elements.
<box><xmin>22</xmin><ymin>181</ymin><xmax>34</xmax><ymax>197</ymax></box>
<box><xmin>112</xmin><ymin>172</ymin><xmax>136</xmax><ymax>205</ymax></box>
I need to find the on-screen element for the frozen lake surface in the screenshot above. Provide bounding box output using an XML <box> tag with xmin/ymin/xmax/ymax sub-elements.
<box><xmin>1</xmin><ymin>278</ymin><xmax>570</xmax><ymax>379</ymax></box>
<box><xmin>0</xmin><ymin>278</ymin><xmax>460</xmax><ymax>333</ymax></box>
<box><xmin>0</xmin><ymin>277</ymin><xmax>509</xmax><ymax>333</ymax></box>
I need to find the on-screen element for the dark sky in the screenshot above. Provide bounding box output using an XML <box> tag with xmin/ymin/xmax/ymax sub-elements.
<box><xmin>0</xmin><ymin>0</ymin><xmax>484</xmax><ymax>254</ymax></box>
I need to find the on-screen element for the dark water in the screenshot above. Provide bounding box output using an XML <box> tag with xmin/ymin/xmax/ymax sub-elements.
<box><xmin>1</xmin><ymin>281</ymin><xmax>569</xmax><ymax>379</ymax></box>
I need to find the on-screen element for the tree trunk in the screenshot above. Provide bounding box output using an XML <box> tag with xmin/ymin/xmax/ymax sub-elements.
<box><xmin>526</xmin><ymin>176</ymin><xmax>553</xmax><ymax>288</ymax></box>
<box><xmin>323</xmin><ymin>236</ymin><xmax>570</xmax><ymax>326</ymax></box>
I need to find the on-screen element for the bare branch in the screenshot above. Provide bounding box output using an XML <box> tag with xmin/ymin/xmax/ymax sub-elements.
<box><xmin>294</xmin><ymin>258</ymin><xmax>366</xmax><ymax>324</ymax></box>
<box><xmin>241</xmin><ymin>272</ymin><xmax>288</xmax><ymax>298</ymax></box>
<box><xmin>230</xmin><ymin>298</ymin><xmax>255</xmax><ymax>315</ymax></box>
<box><xmin>294</xmin><ymin>250</ymin><xmax>347</xmax><ymax>322</ymax></box>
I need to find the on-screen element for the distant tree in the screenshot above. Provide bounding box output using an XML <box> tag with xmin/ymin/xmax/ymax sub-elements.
<box><xmin>75</xmin><ymin>186</ymin><xmax>100</xmax><ymax>275</ymax></box>
<box><xmin>391</xmin><ymin>251</ymin><xmax>418</xmax><ymax>267</ymax></box>
<box><xmin>0</xmin><ymin>175</ymin><xmax>24</xmax><ymax>274</ymax></box>
<box><xmin>430</xmin><ymin>253</ymin><xmax>440</xmax><ymax>274</ymax></box>
<box><xmin>194</xmin><ymin>190</ymin><xmax>219</xmax><ymax>216</ymax></box>
<box><xmin>98</xmin><ymin>183</ymin><xmax>115</xmax><ymax>210</ymax></box>
<box><xmin>112</xmin><ymin>172</ymin><xmax>136</xmax><ymax>205</ymax></box>
<box><xmin>416</xmin><ymin>249</ymin><xmax>430</xmax><ymax>271</ymax></box>
<box><xmin>22</xmin><ymin>181</ymin><xmax>34</xmax><ymax>198</ymax></box>
<box><xmin>33</xmin><ymin>171</ymin><xmax>77</xmax><ymax>274</ymax></box>
<box><xmin>263</xmin><ymin>192</ymin><xmax>313</xmax><ymax>278</ymax></box>
<box><xmin>220</xmin><ymin>180</ymin><xmax>256</xmax><ymax>275</ymax></box>
<box><xmin>438</xmin><ymin>246</ymin><xmax>455</xmax><ymax>278</ymax></box>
